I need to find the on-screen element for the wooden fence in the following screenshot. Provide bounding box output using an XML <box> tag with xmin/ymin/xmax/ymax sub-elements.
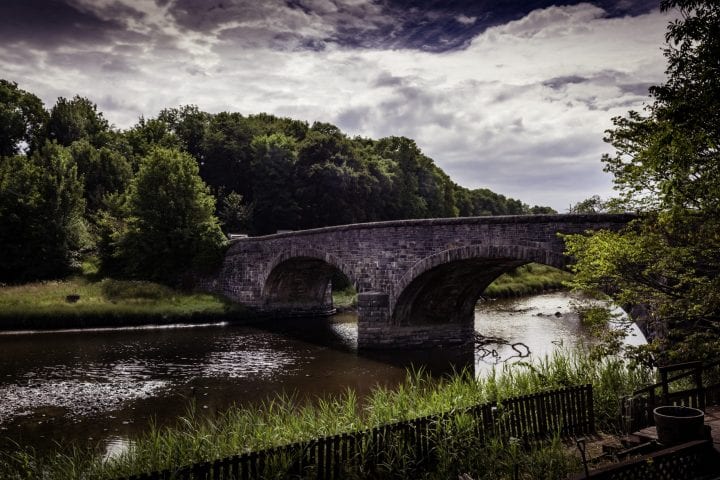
<box><xmin>621</xmin><ymin>359</ymin><xmax>720</xmax><ymax>433</ymax></box>
<box><xmin>569</xmin><ymin>439</ymin><xmax>715</xmax><ymax>480</ymax></box>
<box><xmin>118</xmin><ymin>384</ymin><xmax>594</xmax><ymax>480</ymax></box>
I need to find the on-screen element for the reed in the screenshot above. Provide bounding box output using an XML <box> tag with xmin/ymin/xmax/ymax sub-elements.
<box><xmin>0</xmin><ymin>348</ymin><xmax>652</xmax><ymax>479</ymax></box>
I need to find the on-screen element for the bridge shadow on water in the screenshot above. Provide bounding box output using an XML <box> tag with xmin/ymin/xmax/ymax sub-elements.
<box><xmin>246</xmin><ymin>312</ymin><xmax>477</xmax><ymax>379</ymax></box>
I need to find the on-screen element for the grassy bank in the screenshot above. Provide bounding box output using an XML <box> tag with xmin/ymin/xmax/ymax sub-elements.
<box><xmin>0</xmin><ymin>276</ymin><xmax>248</xmax><ymax>330</ymax></box>
<box><xmin>332</xmin><ymin>286</ymin><xmax>358</xmax><ymax>309</ymax></box>
<box><xmin>483</xmin><ymin>263</ymin><xmax>572</xmax><ymax>298</ymax></box>
<box><xmin>0</xmin><ymin>349</ymin><xmax>652</xmax><ymax>479</ymax></box>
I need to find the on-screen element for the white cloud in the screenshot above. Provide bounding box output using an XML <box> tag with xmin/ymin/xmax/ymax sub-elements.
<box><xmin>2</xmin><ymin>2</ymin><xmax>670</xmax><ymax>210</ymax></box>
<box><xmin>455</xmin><ymin>14</ymin><xmax>477</xmax><ymax>25</ymax></box>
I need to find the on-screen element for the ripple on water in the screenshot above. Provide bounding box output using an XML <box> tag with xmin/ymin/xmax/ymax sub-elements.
<box><xmin>200</xmin><ymin>335</ymin><xmax>298</xmax><ymax>378</ymax></box>
<box><xmin>0</xmin><ymin>379</ymin><xmax>168</xmax><ymax>421</ymax></box>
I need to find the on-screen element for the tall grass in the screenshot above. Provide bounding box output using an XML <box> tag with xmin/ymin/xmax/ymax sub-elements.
<box><xmin>483</xmin><ymin>264</ymin><xmax>572</xmax><ymax>298</ymax></box>
<box><xmin>0</xmin><ymin>348</ymin><xmax>652</xmax><ymax>479</ymax></box>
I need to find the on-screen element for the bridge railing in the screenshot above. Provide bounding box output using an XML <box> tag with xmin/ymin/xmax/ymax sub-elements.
<box><xmin>117</xmin><ymin>384</ymin><xmax>594</xmax><ymax>480</ymax></box>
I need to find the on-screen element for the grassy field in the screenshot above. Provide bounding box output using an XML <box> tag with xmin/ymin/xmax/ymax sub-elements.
<box><xmin>0</xmin><ymin>348</ymin><xmax>653</xmax><ymax>479</ymax></box>
<box><xmin>0</xmin><ymin>275</ymin><xmax>247</xmax><ymax>330</ymax></box>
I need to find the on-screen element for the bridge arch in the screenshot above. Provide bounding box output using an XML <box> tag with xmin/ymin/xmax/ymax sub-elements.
<box><xmin>390</xmin><ymin>244</ymin><xmax>565</xmax><ymax>327</ymax></box>
<box><xmin>261</xmin><ymin>247</ymin><xmax>358</xmax><ymax>314</ymax></box>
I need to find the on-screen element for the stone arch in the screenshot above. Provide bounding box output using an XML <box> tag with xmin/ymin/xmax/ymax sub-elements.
<box><xmin>261</xmin><ymin>247</ymin><xmax>358</xmax><ymax>314</ymax></box>
<box><xmin>390</xmin><ymin>244</ymin><xmax>565</xmax><ymax>327</ymax></box>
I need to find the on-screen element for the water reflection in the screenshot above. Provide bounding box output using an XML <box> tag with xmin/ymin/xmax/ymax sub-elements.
<box><xmin>474</xmin><ymin>292</ymin><xmax>645</xmax><ymax>373</ymax></box>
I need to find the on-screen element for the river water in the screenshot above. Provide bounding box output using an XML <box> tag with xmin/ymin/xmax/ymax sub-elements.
<box><xmin>0</xmin><ymin>292</ymin><xmax>644</xmax><ymax>456</ymax></box>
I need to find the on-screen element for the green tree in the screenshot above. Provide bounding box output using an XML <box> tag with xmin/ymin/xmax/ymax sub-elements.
<box><xmin>529</xmin><ymin>205</ymin><xmax>557</xmax><ymax>214</ymax></box>
<box><xmin>250</xmin><ymin>133</ymin><xmax>302</xmax><ymax>233</ymax></box>
<box><xmin>68</xmin><ymin>140</ymin><xmax>132</xmax><ymax>213</ymax></box>
<box><xmin>46</xmin><ymin>96</ymin><xmax>111</xmax><ymax>147</ymax></box>
<box><xmin>123</xmin><ymin>116</ymin><xmax>182</xmax><ymax>168</ymax></box>
<box><xmin>0</xmin><ymin>141</ymin><xmax>86</xmax><ymax>281</ymax></box>
<box><xmin>218</xmin><ymin>190</ymin><xmax>252</xmax><ymax>234</ymax></box>
<box><xmin>565</xmin><ymin>0</ymin><xmax>720</xmax><ymax>362</ymax></box>
<box><xmin>0</xmin><ymin>79</ymin><xmax>48</xmax><ymax>157</ymax></box>
<box><xmin>567</xmin><ymin>195</ymin><xmax>607</xmax><ymax>214</ymax></box>
<box><xmin>157</xmin><ymin>105</ymin><xmax>210</xmax><ymax>160</ymax></box>
<box><xmin>200</xmin><ymin>112</ymin><xmax>254</xmax><ymax>198</ymax></box>
<box><xmin>373</xmin><ymin>136</ymin><xmax>428</xmax><ymax>218</ymax></box>
<box><xmin>114</xmin><ymin>147</ymin><xmax>226</xmax><ymax>283</ymax></box>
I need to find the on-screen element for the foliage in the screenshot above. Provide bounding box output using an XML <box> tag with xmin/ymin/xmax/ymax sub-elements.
<box><xmin>113</xmin><ymin>147</ymin><xmax>226</xmax><ymax>283</ymax></box>
<box><xmin>200</xmin><ymin>111</ymin><xmax>254</xmax><ymax>197</ymax></box>
<box><xmin>573</xmin><ymin>302</ymin><xmax>631</xmax><ymax>360</ymax></box>
<box><xmin>68</xmin><ymin>139</ymin><xmax>132</xmax><ymax>213</ymax></box>
<box><xmin>0</xmin><ymin>80</ymin><xmax>48</xmax><ymax>157</ymax></box>
<box><xmin>121</xmin><ymin>116</ymin><xmax>183</xmax><ymax>168</ymax></box>
<box><xmin>565</xmin><ymin>0</ymin><xmax>720</xmax><ymax>363</ymax></box>
<box><xmin>46</xmin><ymin>95</ymin><xmax>111</xmax><ymax>148</ymax></box>
<box><xmin>0</xmin><ymin>141</ymin><xmax>86</xmax><ymax>282</ymax></box>
<box><xmin>568</xmin><ymin>195</ymin><xmax>609</xmax><ymax>214</ymax></box>
<box><xmin>217</xmin><ymin>190</ymin><xmax>252</xmax><ymax>234</ymax></box>
<box><xmin>249</xmin><ymin>132</ymin><xmax>301</xmax><ymax>233</ymax></box>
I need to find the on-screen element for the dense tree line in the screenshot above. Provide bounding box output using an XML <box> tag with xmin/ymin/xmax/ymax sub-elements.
<box><xmin>565</xmin><ymin>0</ymin><xmax>720</xmax><ymax>362</ymax></box>
<box><xmin>0</xmin><ymin>80</ymin><xmax>553</xmax><ymax>284</ymax></box>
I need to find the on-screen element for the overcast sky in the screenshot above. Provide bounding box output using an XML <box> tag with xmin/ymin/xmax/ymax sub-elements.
<box><xmin>1</xmin><ymin>0</ymin><xmax>670</xmax><ymax>211</ymax></box>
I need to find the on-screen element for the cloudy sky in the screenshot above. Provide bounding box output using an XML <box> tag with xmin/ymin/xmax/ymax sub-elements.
<box><xmin>1</xmin><ymin>0</ymin><xmax>671</xmax><ymax>210</ymax></box>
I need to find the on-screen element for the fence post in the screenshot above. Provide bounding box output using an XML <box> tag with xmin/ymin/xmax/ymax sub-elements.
<box><xmin>587</xmin><ymin>384</ymin><xmax>595</xmax><ymax>434</ymax></box>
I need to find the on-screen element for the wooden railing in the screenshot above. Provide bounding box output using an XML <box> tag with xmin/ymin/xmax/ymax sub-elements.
<box><xmin>117</xmin><ymin>384</ymin><xmax>594</xmax><ymax>480</ymax></box>
<box><xmin>569</xmin><ymin>439</ymin><xmax>715</xmax><ymax>480</ymax></box>
<box><xmin>621</xmin><ymin>359</ymin><xmax>720</xmax><ymax>433</ymax></box>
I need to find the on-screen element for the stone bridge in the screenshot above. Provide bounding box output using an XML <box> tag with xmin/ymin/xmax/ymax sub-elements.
<box><xmin>204</xmin><ymin>214</ymin><xmax>635</xmax><ymax>349</ymax></box>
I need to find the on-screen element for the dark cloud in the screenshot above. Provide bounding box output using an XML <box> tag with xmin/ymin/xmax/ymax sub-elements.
<box><xmin>0</xmin><ymin>0</ymin><xmax>142</xmax><ymax>49</ymax></box>
<box><xmin>373</xmin><ymin>72</ymin><xmax>406</xmax><ymax>88</ymax></box>
<box><xmin>328</xmin><ymin>0</ymin><xmax>659</xmax><ymax>52</ymax></box>
<box><xmin>618</xmin><ymin>82</ymin><xmax>654</xmax><ymax>96</ymax></box>
<box><xmin>0</xmin><ymin>0</ymin><xmax>660</xmax><ymax>55</ymax></box>
<box><xmin>336</xmin><ymin>106</ymin><xmax>372</xmax><ymax>131</ymax></box>
<box><xmin>543</xmin><ymin>75</ymin><xmax>587</xmax><ymax>90</ymax></box>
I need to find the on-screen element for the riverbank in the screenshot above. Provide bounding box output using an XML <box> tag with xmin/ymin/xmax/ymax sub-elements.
<box><xmin>0</xmin><ymin>349</ymin><xmax>652</xmax><ymax>479</ymax></box>
<box><xmin>0</xmin><ymin>276</ymin><xmax>250</xmax><ymax>330</ymax></box>
<box><xmin>482</xmin><ymin>263</ymin><xmax>572</xmax><ymax>298</ymax></box>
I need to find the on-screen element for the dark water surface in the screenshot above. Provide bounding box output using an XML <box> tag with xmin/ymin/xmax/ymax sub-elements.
<box><xmin>0</xmin><ymin>292</ymin><xmax>644</xmax><ymax>456</ymax></box>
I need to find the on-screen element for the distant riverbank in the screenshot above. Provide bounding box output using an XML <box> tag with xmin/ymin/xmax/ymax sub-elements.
<box><xmin>0</xmin><ymin>276</ymin><xmax>249</xmax><ymax>331</ymax></box>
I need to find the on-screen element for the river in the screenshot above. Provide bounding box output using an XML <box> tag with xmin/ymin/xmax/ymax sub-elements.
<box><xmin>0</xmin><ymin>291</ymin><xmax>645</xmax><ymax>456</ymax></box>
